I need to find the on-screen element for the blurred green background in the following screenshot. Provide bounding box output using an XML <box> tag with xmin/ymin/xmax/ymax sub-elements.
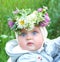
<box><xmin>0</xmin><ymin>0</ymin><xmax>60</xmax><ymax>62</ymax></box>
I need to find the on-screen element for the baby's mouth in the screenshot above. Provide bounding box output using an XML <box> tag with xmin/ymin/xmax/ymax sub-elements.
<box><xmin>27</xmin><ymin>42</ymin><xmax>33</xmax><ymax>46</ymax></box>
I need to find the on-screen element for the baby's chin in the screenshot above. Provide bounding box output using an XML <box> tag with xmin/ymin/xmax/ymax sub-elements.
<box><xmin>25</xmin><ymin>46</ymin><xmax>39</xmax><ymax>51</ymax></box>
<box><xmin>20</xmin><ymin>45</ymin><xmax>41</xmax><ymax>51</ymax></box>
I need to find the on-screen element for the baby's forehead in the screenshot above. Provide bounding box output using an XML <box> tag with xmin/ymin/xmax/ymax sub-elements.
<box><xmin>20</xmin><ymin>26</ymin><xmax>40</xmax><ymax>32</ymax></box>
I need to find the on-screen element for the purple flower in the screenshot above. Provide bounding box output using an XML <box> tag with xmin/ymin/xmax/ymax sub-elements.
<box><xmin>40</xmin><ymin>13</ymin><xmax>50</xmax><ymax>27</ymax></box>
<box><xmin>8</xmin><ymin>21</ymin><xmax>14</xmax><ymax>28</ymax></box>
<box><xmin>44</xmin><ymin>13</ymin><xmax>50</xmax><ymax>22</ymax></box>
<box><xmin>40</xmin><ymin>21</ymin><xmax>49</xmax><ymax>27</ymax></box>
<box><xmin>37</xmin><ymin>8</ymin><xmax>43</xmax><ymax>12</ymax></box>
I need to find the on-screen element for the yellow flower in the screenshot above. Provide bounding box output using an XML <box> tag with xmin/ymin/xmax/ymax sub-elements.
<box><xmin>19</xmin><ymin>20</ymin><xmax>25</xmax><ymax>25</ymax></box>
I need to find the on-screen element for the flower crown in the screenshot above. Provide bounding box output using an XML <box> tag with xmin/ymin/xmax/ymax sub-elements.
<box><xmin>8</xmin><ymin>6</ymin><xmax>50</xmax><ymax>31</ymax></box>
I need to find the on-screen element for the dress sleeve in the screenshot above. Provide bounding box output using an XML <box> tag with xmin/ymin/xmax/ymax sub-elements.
<box><xmin>53</xmin><ymin>37</ymin><xmax>60</xmax><ymax>62</ymax></box>
<box><xmin>5</xmin><ymin>39</ymin><xmax>19</xmax><ymax>62</ymax></box>
<box><xmin>54</xmin><ymin>37</ymin><xmax>60</xmax><ymax>48</ymax></box>
<box><xmin>45</xmin><ymin>37</ymin><xmax>60</xmax><ymax>57</ymax></box>
<box><xmin>17</xmin><ymin>54</ymin><xmax>36</xmax><ymax>62</ymax></box>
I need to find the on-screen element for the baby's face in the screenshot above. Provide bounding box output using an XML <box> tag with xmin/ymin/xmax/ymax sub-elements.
<box><xmin>17</xmin><ymin>26</ymin><xmax>44</xmax><ymax>51</ymax></box>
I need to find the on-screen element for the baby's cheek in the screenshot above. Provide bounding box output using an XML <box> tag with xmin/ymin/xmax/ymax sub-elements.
<box><xmin>36</xmin><ymin>42</ymin><xmax>43</xmax><ymax>48</ymax></box>
<box><xmin>35</xmin><ymin>38</ymin><xmax>44</xmax><ymax>48</ymax></box>
<box><xmin>18</xmin><ymin>41</ymin><xmax>27</xmax><ymax>50</ymax></box>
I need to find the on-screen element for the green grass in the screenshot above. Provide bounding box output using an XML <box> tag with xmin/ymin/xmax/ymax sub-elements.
<box><xmin>0</xmin><ymin>0</ymin><xmax>60</xmax><ymax>62</ymax></box>
<box><xmin>0</xmin><ymin>37</ymin><xmax>7</xmax><ymax>62</ymax></box>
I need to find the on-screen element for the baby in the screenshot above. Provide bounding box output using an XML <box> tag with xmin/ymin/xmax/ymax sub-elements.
<box><xmin>5</xmin><ymin>6</ymin><xmax>60</xmax><ymax>62</ymax></box>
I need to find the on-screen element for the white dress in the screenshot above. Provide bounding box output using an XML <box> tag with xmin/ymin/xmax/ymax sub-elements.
<box><xmin>5</xmin><ymin>37</ymin><xmax>60</xmax><ymax>62</ymax></box>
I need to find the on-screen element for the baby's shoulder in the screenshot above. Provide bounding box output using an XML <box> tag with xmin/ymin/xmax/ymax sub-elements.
<box><xmin>6</xmin><ymin>39</ymin><xmax>17</xmax><ymax>45</ymax></box>
<box><xmin>5</xmin><ymin>39</ymin><xmax>18</xmax><ymax>50</ymax></box>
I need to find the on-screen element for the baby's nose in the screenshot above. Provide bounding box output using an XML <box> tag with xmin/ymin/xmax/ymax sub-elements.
<box><xmin>26</xmin><ymin>34</ymin><xmax>33</xmax><ymax>40</ymax></box>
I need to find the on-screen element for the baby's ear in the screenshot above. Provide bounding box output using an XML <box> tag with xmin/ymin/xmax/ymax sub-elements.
<box><xmin>54</xmin><ymin>37</ymin><xmax>60</xmax><ymax>48</ymax></box>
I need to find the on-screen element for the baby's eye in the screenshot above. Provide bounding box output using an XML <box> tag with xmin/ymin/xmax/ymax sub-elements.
<box><xmin>32</xmin><ymin>31</ymin><xmax>38</xmax><ymax>35</ymax></box>
<box><xmin>20</xmin><ymin>32</ymin><xmax>27</xmax><ymax>37</ymax></box>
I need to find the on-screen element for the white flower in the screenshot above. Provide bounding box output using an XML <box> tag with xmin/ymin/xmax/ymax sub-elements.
<box><xmin>17</xmin><ymin>18</ymin><xmax>27</xmax><ymax>29</ymax></box>
<box><xmin>29</xmin><ymin>23</ymin><xmax>35</xmax><ymax>30</ymax></box>
<box><xmin>43</xmin><ymin>6</ymin><xmax>48</xmax><ymax>10</ymax></box>
<box><xmin>25</xmin><ymin>22</ymin><xmax>35</xmax><ymax>31</ymax></box>
<box><xmin>26</xmin><ymin>11</ymin><xmax>37</xmax><ymax>23</ymax></box>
